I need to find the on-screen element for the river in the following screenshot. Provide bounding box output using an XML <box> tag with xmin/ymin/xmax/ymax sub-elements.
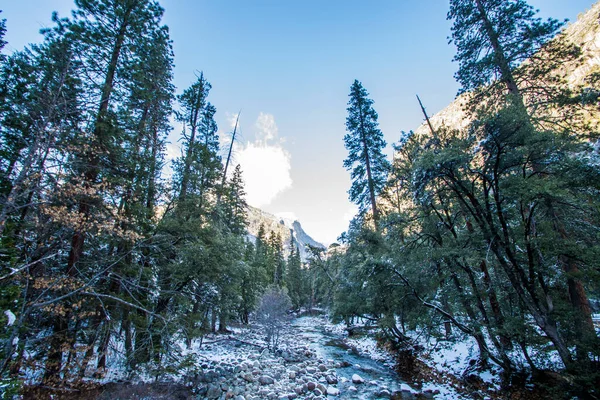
<box><xmin>291</xmin><ymin>316</ymin><xmax>418</xmax><ymax>399</ymax></box>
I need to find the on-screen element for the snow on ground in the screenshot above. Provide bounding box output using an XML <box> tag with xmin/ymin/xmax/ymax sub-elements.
<box><xmin>322</xmin><ymin>317</ymin><xmax>468</xmax><ymax>399</ymax></box>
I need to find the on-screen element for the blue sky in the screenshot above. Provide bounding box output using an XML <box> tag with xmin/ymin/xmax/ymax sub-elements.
<box><xmin>2</xmin><ymin>0</ymin><xmax>596</xmax><ymax>244</ymax></box>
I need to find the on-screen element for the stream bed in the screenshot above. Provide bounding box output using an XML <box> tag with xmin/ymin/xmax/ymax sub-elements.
<box><xmin>290</xmin><ymin>316</ymin><xmax>420</xmax><ymax>399</ymax></box>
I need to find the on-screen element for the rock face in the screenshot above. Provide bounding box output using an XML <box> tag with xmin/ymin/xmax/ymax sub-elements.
<box><xmin>246</xmin><ymin>206</ymin><xmax>326</xmax><ymax>261</ymax></box>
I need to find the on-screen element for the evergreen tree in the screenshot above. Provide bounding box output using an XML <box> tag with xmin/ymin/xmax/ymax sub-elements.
<box><xmin>222</xmin><ymin>164</ymin><xmax>248</xmax><ymax>235</ymax></box>
<box><xmin>175</xmin><ymin>72</ymin><xmax>221</xmax><ymax>208</ymax></box>
<box><xmin>286</xmin><ymin>237</ymin><xmax>304</xmax><ymax>309</ymax></box>
<box><xmin>269</xmin><ymin>231</ymin><xmax>286</xmax><ymax>287</ymax></box>
<box><xmin>448</xmin><ymin>0</ymin><xmax>563</xmax><ymax>96</ymax></box>
<box><xmin>448</xmin><ymin>0</ymin><xmax>598</xmax><ymax>371</ymax></box>
<box><xmin>0</xmin><ymin>11</ymin><xmax>6</xmax><ymax>58</ymax></box>
<box><xmin>344</xmin><ymin>80</ymin><xmax>390</xmax><ymax>228</ymax></box>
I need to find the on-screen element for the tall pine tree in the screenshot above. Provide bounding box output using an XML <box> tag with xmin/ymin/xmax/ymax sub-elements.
<box><xmin>344</xmin><ymin>80</ymin><xmax>390</xmax><ymax>228</ymax></box>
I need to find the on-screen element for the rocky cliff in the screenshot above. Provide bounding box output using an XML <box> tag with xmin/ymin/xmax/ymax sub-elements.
<box><xmin>246</xmin><ymin>206</ymin><xmax>325</xmax><ymax>261</ymax></box>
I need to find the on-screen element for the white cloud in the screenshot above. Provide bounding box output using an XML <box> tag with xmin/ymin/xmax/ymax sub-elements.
<box><xmin>255</xmin><ymin>112</ymin><xmax>278</xmax><ymax>142</ymax></box>
<box><xmin>235</xmin><ymin>113</ymin><xmax>292</xmax><ymax>207</ymax></box>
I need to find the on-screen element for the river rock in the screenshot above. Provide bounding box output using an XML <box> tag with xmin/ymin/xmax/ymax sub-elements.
<box><xmin>327</xmin><ymin>386</ymin><xmax>340</xmax><ymax>396</ymax></box>
<box><xmin>294</xmin><ymin>386</ymin><xmax>305</xmax><ymax>395</ymax></box>
<box><xmin>317</xmin><ymin>383</ymin><xmax>327</xmax><ymax>394</ymax></box>
<box><xmin>318</xmin><ymin>364</ymin><xmax>328</xmax><ymax>372</ymax></box>
<box><xmin>306</xmin><ymin>366</ymin><xmax>317</xmax><ymax>374</ymax></box>
<box><xmin>206</xmin><ymin>384</ymin><xmax>222</xmax><ymax>399</ymax></box>
<box><xmin>258</xmin><ymin>375</ymin><xmax>274</xmax><ymax>385</ymax></box>
<box><xmin>289</xmin><ymin>371</ymin><xmax>296</xmax><ymax>379</ymax></box>
<box><xmin>351</xmin><ymin>374</ymin><xmax>364</xmax><ymax>384</ymax></box>
<box><xmin>242</xmin><ymin>373</ymin><xmax>254</xmax><ymax>382</ymax></box>
<box><xmin>400</xmin><ymin>383</ymin><xmax>413</xmax><ymax>392</ymax></box>
<box><xmin>314</xmin><ymin>389</ymin><xmax>323</xmax><ymax>396</ymax></box>
<box><xmin>325</xmin><ymin>375</ymin><xmax>338</xmax><ymax>384</ymax></box>
<box><xmin>377</xmin><ymin>389</ymin><xmax>391</xmax><ymax>398</ymax></box>
<box><xmin>307</xmin><ymin>382</ymin><xmax>316</xmax><ymax>391</ymax></box>
<box><xmin>348</xmin><ymin>386</ymin><xmax>357</xmax><ymax>392</ymax></box>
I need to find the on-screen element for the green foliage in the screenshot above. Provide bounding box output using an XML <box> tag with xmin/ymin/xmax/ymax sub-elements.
<box><xmin>448</xmin><ymin>0</ymin><xmax>564</xmax><ymax>94</ymax></box>
<box><xmin>286</xmin><ymin>239</ymin><xmax>305</xmax><ymax>309</ymax></box>
<box><xmin>344</xmin><ymin>80</ymin><xmax>390</xmax><ymax>224</ymax></box>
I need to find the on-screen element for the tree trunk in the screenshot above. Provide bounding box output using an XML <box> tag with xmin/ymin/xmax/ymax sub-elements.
<box><xmin>43</xmin><ymin>318</ymin><xmax>67</xmax><ymax>385</ymax></box>
<box><xmin>67</xmin><ymin>3</ymin><xmax>135</xmax><ymax>274</ymax></box>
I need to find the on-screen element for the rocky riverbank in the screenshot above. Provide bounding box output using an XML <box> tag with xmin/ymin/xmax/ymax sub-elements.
<box><xmin>173</xmin><ymin>315</ymin><xmax>441</xmax><ymax>399</ymax></box>
<box><xmin>25</xmin><ymin>315</ymin><xmax>460</xmax><ymax>399</ymax></box>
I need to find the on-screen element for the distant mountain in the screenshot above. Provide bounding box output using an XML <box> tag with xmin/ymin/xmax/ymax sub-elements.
<box><xmin>246</xmin><ymin>206</ymin><xmax>326</xmax><ymax>261</ymax></box>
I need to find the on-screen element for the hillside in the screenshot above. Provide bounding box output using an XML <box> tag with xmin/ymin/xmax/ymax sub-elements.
<box><xmin>412</xmin><ymin>1</ymin><xmax>600</xmax><ymax>137</ymax></box>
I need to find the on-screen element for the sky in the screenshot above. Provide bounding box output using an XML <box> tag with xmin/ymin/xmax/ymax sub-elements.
<box><xmin>2</xmin><ymin>0</ymin><xmax>597</xmax><ymax>245</ymax></box>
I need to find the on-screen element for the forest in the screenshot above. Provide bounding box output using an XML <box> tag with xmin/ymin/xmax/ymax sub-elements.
<box><xmin>1</xmin><ymin>0</ymin><xmax>599</xmax><ymax>399</ymax></box>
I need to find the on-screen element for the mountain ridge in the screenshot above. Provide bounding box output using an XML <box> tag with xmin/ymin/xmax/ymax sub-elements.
<box><xmin>246</xmin><ymin>205</ymin><xmax>326</xmax><ymax>261</ymax></box>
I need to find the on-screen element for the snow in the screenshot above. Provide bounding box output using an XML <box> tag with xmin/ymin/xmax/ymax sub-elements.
<box><xmin>4</xmin><ymin>310</ymin><xmax>16</xmax><ymax>326</ymax></box>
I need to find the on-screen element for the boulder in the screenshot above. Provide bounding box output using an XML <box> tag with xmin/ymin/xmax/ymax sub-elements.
<box><xmin>400</xmin><ymin>383</ymin><xmax>412</xmax><ymax>392</ymax></box>
<box><xmin>351</xmin><ymin>374</ymin><xmax>364</xmax><ymax>384</ymax></box>
<box><xmin>317</xmin><ymin>383</ymin><xmax>327</xmax><ymax>394</ymax></box>
<box><xmin>258</xmin><ymin>375</ymin><xmax>274</xmax><ymax>385</ymax></box>
<box><xmin>327</xmin><ymin>386</ymin><xmax>340</xmax><ymax>396</ymax></box>
<box><xmin>325</xmin><ymin>375</ymin><xmax>338</xmax><ymax>385</ymax></box>
<box><xmin>206</xmin><ymin>384</ymin><xmax>222</xmax><ymax>399</ymax></box>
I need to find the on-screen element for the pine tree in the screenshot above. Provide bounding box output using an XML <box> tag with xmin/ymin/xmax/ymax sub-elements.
<box><xmin>448</xmin><ymin>0</ymin><xmax>563</xmax><ymax>97</ymax></box>
<box><xmin>174</xmin><ymin>73</ymin><xmax>221</xmax><ymax>216</ymax></box>
<box><xmin>269</xmin><ymin>232</ymin><xmax>286</xmax><ymax>287</ymax></box>
<box><xmin>0</xmin><ymin>11</ymin><xmax>6</xmax><ymax>58</ymax></box>
<box><xmin>344</xmin><ymin>80</ymin><xmax>390</xmax><ymax>228</ymax></box>
<box><xmin>286</xmin><ymin>237</ymin><xmax>304</xmax><ymax>309</ymax></box>
<box><xmin>448</xmin><ymin>0</ymin><xmax>598</xmax><ymax>370</ymax></box>
<box><xmin>222</xmin><ymin>164</ymin><xmax>248</xmax><ymax>235</ymax></box>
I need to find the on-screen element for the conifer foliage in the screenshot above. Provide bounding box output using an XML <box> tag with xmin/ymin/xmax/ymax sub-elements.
<box><xmin>0</xmin><ymin>0</ymin><xmax>281</xmax><ymax>390</ymax></box>
<box><xmin>331</xmin><ymin>0</ymin><xmax>600</xmax><ymax>393</ymax></box>
<box><xmin>344</xmin><ymin>80</ymin><xmax>390</xmax><ymax>227</ymax></box>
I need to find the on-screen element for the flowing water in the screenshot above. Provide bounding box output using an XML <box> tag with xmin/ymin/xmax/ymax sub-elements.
<box><xmin>292</xmin><ymin>317</ymin><xmax>414</xmax><ymax>399</ymax></box>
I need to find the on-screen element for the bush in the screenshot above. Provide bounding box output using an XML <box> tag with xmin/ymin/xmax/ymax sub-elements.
<box><xmin>256</xmin><ymin>286</ymin><xmax>291</xmax><ymax>351</ymax></box>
